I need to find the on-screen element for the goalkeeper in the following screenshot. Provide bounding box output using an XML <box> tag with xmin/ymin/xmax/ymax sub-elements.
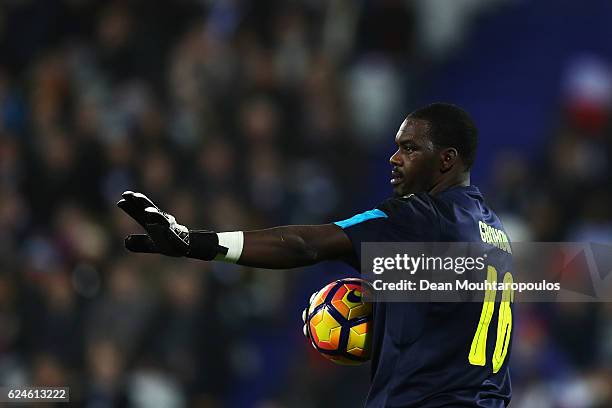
<box><xmin>118</xmin><ymin>103</ymin><xmax>513</xmax><ymax>408</ymax></box>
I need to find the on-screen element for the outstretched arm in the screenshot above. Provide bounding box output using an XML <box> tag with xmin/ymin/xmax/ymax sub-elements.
<box><xmin>117</xmin><ymin>191</ymin><xmax>354</xmax><ymax>269</ymax></box>
<box><xmin>239</xmin><ymin>225</ymin><xmax>353</xmax><ymax>269</ymax></box>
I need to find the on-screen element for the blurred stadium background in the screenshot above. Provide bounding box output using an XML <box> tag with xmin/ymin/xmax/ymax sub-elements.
<box><xmin>1</xmin><ymin>0</ymin><xmax>611</xmax><ymax>407</ymax></box>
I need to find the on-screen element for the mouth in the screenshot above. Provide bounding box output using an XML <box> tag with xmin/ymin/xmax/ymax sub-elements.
<box><xmin>390</xmin><ymin>169</ymin><xmax>403</xmax><ymax>186</ymax></box>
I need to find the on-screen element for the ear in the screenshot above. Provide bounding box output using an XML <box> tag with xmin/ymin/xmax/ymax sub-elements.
<box><xmin>439</xmin><ymin>147</ymin><xmax>458</xmax><ymax>172</ymax></box>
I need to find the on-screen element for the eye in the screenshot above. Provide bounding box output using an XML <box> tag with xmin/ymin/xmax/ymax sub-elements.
<box><xmin>401</xmin><ymin>145</ymin><xmax>415</xmax><ymax>153</ymax></box>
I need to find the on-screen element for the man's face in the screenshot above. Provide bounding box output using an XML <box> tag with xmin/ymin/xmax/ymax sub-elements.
<box><xmin>389</xmin><ymin>118</ymin><xmax>438</xmax><ymax>197</ymax></box>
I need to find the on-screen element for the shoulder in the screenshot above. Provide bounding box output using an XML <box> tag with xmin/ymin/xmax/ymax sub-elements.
<box><xmin>377</xmin><ymin>193</ymin><xmax>439</xmax><ymax>221</ymax></box>
<box><xmin>373</xmin><ymin>193</ymin><xmax>441</xmax><ymax>238</ymax></box>
<box><xmin>334</xmin><ymin>193</ymin><xmax>438</xmax><ymax>231</ymax></box>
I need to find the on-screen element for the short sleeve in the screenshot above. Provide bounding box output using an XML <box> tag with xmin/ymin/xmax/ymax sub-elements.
<box><xmin>333</xmin><ymin>194</ymin><xmax>439</xmax><ymax>266</ymax></box>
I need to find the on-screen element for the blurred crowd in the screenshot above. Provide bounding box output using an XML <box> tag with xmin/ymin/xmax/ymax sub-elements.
<box><xmin>0</xmin><ymin>0</ymin><xmax>611</xmax><ymax>407</ymax></box>
<box><xmin>486</xmin><ymin>52</ymin><xmax>612</xmax><ymax>407</ymax></box>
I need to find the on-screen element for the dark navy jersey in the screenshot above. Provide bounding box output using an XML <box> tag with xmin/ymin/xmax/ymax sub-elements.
<box><xmin>334</xmin><ymin>186</ymin><xmax>513</xmax><ymax>408</ymax></box>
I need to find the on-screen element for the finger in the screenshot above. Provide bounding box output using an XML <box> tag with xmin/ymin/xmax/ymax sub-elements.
<box><xmin>119</xmin><ymin>192</ymin><xmax>164</xmax><ymax>229</ymax></box>
<box><xmin>309</xmin><ymin>291</ymin><xmax>318</xmax><ymax>305</ymax></box>
<box><xmin>303</xmin><ymin>324</ymin><xmax>309</xmax><ymax>339</ymax></box>
<box><xmin>302</xmin><ymin>308</ymin><xmax>307</xmax><ymax>323</ymax></box>
<box><xmin>120</xmin><ymin>191</ymin><xmax>159</xmax><ymax>219</ymax></box>
<box><xmin>125</xmin><ymin>234</ymin><xmax>158</xmax><ymax>253</ymax></box>
<box><xmin>144</xmin><ymin>207</ymin><xmax>169</xmax><ymax>226</ymax></box>
<box><xmin>117</xmin><ymin>198</ymin><xmax>146</xmax><ymax>227</ymax></box>
<box><xmin>122</xmin><ymin>191</ymin><xmax>158</xmax><ymax>208</ymax></box>
<box><xmin>118</xmin><ymin>192</ymin><xmax>157</xmax><ymax>228</ymax></box>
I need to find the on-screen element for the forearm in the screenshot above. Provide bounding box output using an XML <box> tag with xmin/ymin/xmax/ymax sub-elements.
<box><xmin>238</xmin><ymin>224</ymin><xmax>352</xmax><ymax>269</ymax></box>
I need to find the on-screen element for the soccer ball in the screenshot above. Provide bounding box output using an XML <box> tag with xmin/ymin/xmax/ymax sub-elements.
<box><xmin>304</xmin><ymin>278</ymin><xmax>373</xmax><ymax>365</ymax></box>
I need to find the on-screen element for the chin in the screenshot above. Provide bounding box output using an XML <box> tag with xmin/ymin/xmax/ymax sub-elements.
<box><xmin>392</xmin><ymin>186</ymin><xmax>406</xmax><ymax>197</ymax></box>
<box><xmin>393</xmin><ymin>183</ymin><xmax>420</xmax><ymax>197</ymax></box>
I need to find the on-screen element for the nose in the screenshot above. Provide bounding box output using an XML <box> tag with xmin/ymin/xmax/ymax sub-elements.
<box><xmin>389</xmin><ymin>149</ymin><xmax>402</xmax><ymax>166</ymax></box>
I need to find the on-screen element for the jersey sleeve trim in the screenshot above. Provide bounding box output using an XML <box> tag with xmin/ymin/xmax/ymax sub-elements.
<box><xmin>333</xmin><ymin>208</ymin><xmax>388</xmax><ymax>229</ymax></box>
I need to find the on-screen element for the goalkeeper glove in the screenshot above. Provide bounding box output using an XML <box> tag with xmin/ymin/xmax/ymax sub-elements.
<box><xmin>301</xmin><ymin>290</ymin><xmax>319</xmax><ymax>340</ymax></box>
<box><xmin>117</xmin><ymin>191</ymin><xmax>221</xmax><ymax>260</ymax></box>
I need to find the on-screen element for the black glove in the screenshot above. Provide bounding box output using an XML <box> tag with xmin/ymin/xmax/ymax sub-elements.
<box><xmin>117</xmin><ymin>191</ymin><xmax>220</xmax><ymax>260</ymax></box>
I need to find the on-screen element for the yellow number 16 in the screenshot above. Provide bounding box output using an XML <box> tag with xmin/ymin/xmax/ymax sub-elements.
<box><xmin>468</xmin><ymin>266</ymin><xmax>514</xmax><ymax>373</ymax></box>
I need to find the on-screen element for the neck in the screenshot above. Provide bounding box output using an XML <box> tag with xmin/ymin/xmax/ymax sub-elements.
<box><xmin>428</xmin><ymin>172</ymin><xmax>470</xmax><ymax>195</ymax></box>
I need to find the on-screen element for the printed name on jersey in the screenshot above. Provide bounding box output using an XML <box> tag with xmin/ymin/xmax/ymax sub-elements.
<box><xmin>478</xmin><ymin>221</ymin><xmax>512</xmax><ymax>254</ymax></box>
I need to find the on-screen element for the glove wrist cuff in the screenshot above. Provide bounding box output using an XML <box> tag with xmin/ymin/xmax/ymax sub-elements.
<box><xmin>187</xmin><ymin>230</ymin><xmax>221</xmax><ymax>261</ymax></box>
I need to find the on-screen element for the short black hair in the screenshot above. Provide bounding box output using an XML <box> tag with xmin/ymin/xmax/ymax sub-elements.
<box><xmin>408</xmin><ymin>103</ymin><xmax>479</xmax><ymax>169</ymax></box>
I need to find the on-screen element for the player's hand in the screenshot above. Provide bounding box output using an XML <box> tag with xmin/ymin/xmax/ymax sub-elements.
<box><xmin>117</xmin><ymin>191</ymin><xmax>190</xmax><ymax>257</ymax></box>
<box><xmin>302</xmin><ymin>290</ymin><xmax>319</xmax><ymax>340</ymax></box>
